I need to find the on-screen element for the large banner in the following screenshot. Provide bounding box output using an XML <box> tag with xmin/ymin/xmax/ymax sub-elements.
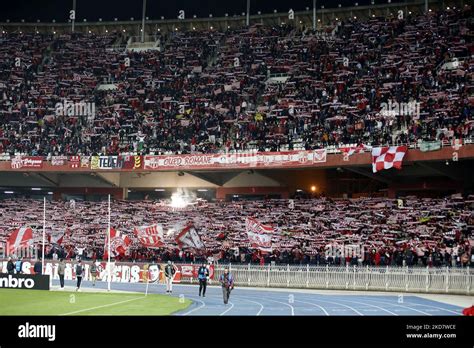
<box><xmin>90</xmin><ymin>155</ymin><xmax>143</xmax><ymax>170</ymax></box>
<box><xmin>51</xmin><ymin>156</ymin><xmax>69</xmax><ymax>166</ymax></box>
<box><xmin>134</xmin><ymin>224</ymin><xmax>164</xmax><ymax>248</ymax></box>
<box><xmin>0</xmin><ymin>260</ymin><xmax>214</xmax><ymax>284</ymax></box>
<box><xmin>143</xmin><ymin>149</ymin><xmax>327</xmax><ymax>170</ymax></box>
<box><xmin>90</xmin><ymin>156</ymin><xmax>122</xmax><ymax>170</ymax></box>
<box><xmin>0</xmin><ymin>273</ymin><xmax>50</xmax><ymax>290</ymax></box>
<box><xmin>10</xmin><ymin>156</ymin><xmax>43</xmax><ymax>169</ymax></box>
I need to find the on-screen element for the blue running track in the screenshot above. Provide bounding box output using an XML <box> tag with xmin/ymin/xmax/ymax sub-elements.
<box><xmin>54</xmin><ymin>280</ymin><xmax>465</xmax><ymax>316</ymax></box>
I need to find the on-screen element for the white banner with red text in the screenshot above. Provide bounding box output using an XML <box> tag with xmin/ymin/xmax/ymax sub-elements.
<box><xmin>143</xmin><ymin>149</ymin><xmax>327</xmax><ymax>170</ymax></box>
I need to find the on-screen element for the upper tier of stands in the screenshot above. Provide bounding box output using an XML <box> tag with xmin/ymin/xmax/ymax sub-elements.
<box><xmin>0</xmin><ymin>8</ymin><xmax>472</xmax><ymax>157</ymax></box>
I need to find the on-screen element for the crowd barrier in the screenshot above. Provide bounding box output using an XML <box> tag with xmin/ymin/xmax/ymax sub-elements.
<box><xmin>199</xmin><ymin>264</ymin><xmax>473</xmax><ymax>295</ymax></box>
<box><xmin>1</xmin><ymin>260</ymin><xmax>471</xmax><ymax>295</ymax></box>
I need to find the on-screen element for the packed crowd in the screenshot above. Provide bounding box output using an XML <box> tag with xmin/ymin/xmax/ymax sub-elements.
<box><xmin>0</xmin><ymin>196</ymin><xmax>472</xmax><ymax>267</ymax></box>
<box><xmin>0</xmin><ymin>8</ymin><xmax>472</xmax><ymax>157</ymax></box>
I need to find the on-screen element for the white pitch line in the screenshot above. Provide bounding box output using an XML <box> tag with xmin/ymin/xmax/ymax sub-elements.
<box><xmin>293</xmin><ymin>299</ymin><xmax>330</xmax><ymax>316</ymax></box>
<box><xmin>219</xmin><ymin>301</ymin><xmax>235</xmax><ymax>316</ymax></box>
<box><xmin>60</xmin><ymin>296</ymin><xmax>145</xmax><ymax>316</ymax></box>
<box><xmin>181</xmin><ymin>297</ymin><xmax>206</xmax><ymax>316</ymax></box>
<box><xmin>360</xmin><ymin>298</ymin><xmax>432</xmax><ymax>316</ymax></box>
<box><xmin>238</xmin><ymin>298</ymin><xmax>265</xmax><ymax>316</ymax></box>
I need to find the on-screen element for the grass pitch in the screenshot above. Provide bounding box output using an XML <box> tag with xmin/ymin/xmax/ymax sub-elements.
<box><xmin>0</xmin><ymin>289</ymin><xmax>191</xmax><ymax>316</ymax></box>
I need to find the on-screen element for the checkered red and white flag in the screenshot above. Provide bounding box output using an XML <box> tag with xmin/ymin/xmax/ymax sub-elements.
<box><xmin>371</xmin><ymin>146</ymin><xmax>408</xmax><ymax>173</ymax></box>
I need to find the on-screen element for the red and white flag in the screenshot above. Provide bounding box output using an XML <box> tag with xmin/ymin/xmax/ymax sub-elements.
<box><xmin>246</xmin><ymin>217</ymin><xmax>274</xmax><ymax>234</ymax></box>
<box><xmin>341</xmin><ymin>144</ymin><xmax>371</xmax><ymax>156</ymax></box>
<box><xmin>48</xmin><ymin>231</ymin><xmax>66</xmax><ymax>245</ymax></box>
<box><xmin>7</xmin><ymin>227</ymin><xmax>34</xmax><ymax>255</ymax></box>
<box><xmin>104</xmin><ymin>228</ymin><xmax>132</xmax><ymax>258</ymax></box>
<box><xmin>246</xmin><ymin>218</ymin><xmax>273</xmax><ymax>252</ymax></box>
<box><xmin>134</xmin><ymin>224</ymin><xmax>164</xmax><ymax>249</ymax></box>
<box><xmin>371</xmin><ymin>146</ymin><xmax>408</xmax><ymax>173</ymax></box>
<box><xmin>175</xmin><ymin>225</ymin><xmax>205</xmax><ymax>250</ymax></box>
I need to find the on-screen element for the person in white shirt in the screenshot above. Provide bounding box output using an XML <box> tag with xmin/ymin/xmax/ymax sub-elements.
<box><xmin>164</xmin><ymin>261</ymin><xmax>176</xmax><ymax>294</ymax></box>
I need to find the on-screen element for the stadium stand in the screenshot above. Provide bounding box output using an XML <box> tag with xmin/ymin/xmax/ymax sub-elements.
<box><xmin>0</xmin><ymin>8</ymin><xmax>472</xmax><ymax>157</ymax></box>
<box><xmin>0</xmin><ymin>197</ymin><xmax>472</xmax><ymax>266</ymax></box>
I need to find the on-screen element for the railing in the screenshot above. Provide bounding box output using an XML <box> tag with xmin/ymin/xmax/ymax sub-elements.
<box><xmin>186</xmin><ymin>264</ymin><xmax>473</xmax><ymax>295</ymax></box>
<box><xmin>1</xmin><ymin>136</ymin><xmax>472</xmax><ymax>160</ymax></box>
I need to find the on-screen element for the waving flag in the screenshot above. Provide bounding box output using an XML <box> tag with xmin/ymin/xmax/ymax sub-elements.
<box><xmin>246</xmin><ymin>217</ymin><xmax>274</xmax><ymax>234</ymax></box>
<box><xmin>341</xmin><ymin>144</ymin><xmax>371</xmax><ymax>156</ymax></box>
<box><xmin>7</xmin><ymin>227</ymin><xmax>34</xmax><ymax>255</ymax></box>
<box><xmin>48</xmin><ymin>231</ymin><xmax>66</xmax><ymax>245</ymax></box>
<box><xmin>371</xmin><ymin>146</ymin><xmax>407</xmax><ymax>173</ymax></box>
<box><xmin>104</xmin><ymin>228</ymin><xmax>132</xmax><ymax>258</ymax></box>
<box><xmin>134</xmin><ymin>224</ymin><xmax>164</xmax><ymax>248</ymax></box>
<box><xmin>175</xmin><ymin>225</ymin><xmax>205</xmax><ymax>250</ymax></box>
<box><xmin>246</xmin><ymin>218</ymin><xmax>273</xmax><ymax>252</ymax></box>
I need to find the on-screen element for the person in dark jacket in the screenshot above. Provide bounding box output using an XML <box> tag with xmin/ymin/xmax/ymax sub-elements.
<box><xmin>57</xmin><ymin>259</ymin><xmax>66</xmax><ymax>289</ymax></box>
<box><xmin>75</xmin><ymin>260</ymin><xmax>84</xmax><ymax>292</ymax></box>
<box><xmin>6</xmin><ymin>257</ymin><xmax>15</xmax><ymax>274</ymax></box>
<box><xmin>219</xmin><ymin>267</ymin><xmax>234</xmax><ymax>304</ymax></box>
<box><xmin>33</xmin><ymin>259</ymin><xmax>42</xmax><ymax>274</ymax></box>
<box><xmin>197</xmin><ymin>263</ymin><xmax>210</xmax><ymax>297</ymax></box>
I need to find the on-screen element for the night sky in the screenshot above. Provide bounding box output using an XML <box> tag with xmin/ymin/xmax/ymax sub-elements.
<box><xmin>1</xmin><ymin>0</ymin><xmax>404</xmax><ymax>22</ymax></box>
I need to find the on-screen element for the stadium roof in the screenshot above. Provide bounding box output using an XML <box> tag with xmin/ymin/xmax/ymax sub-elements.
<box><xmin>2</xmin><ymin>0</ymin><xmax>407</xmax><ymax>23</ymax></box>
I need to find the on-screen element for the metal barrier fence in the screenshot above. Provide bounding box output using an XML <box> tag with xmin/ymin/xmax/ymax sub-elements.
<box><xmin>187</xmin><ymin>264</ymin><xmax>473</xmax><ymax>295</ymax></box>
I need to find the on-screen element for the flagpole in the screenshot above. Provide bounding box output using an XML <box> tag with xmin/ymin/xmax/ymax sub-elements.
<box><xmin>107</xmin><ymin>194</ymin><xmax>111</xmax><ymax>292</ymax></box>
<box><xmin>42</xmin><ymin>197</ymin><xmax>46</xmax><ymax>275</ymax></box>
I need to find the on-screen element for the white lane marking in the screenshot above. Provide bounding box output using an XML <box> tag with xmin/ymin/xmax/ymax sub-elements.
<box><xmin>335</xmin><ymin>298</ymin><xmax>398</xmax><ymax>316</ymax></box>
<box><xmin>238</xmin><ymin>298</ymin><xmax>265</xmax><ymax>316</ymax></box>
<box><xmin>360</xmin><ymin>298</ymin><xmax>432</xmax><ymax>316</ymax></box>
<box><xmin>399</xmin><ymin>302</ymin><xmax>462</xmax><ymax>315</ymax></box>
<box><xmin>219</xmin><ymin>301</ymin><xmax>235</xmax><ymax>316</ymax></box>
<box><xmin>60</xmin><ymin>296</ymin><xmax>144</xmax><ymax>316</ymax></box>
<box><xmin>309</xmin><ymin>299</ymin><xmax>364</xmax><ymax>316</ymax></box>
<box><xmin>245</xmin><ymin>296</ymin><xmax>294</xmax><ymax>316</ymax></box>
<box><xmin>181</xmin><ymin>297</ymin><xmax>206</xmax><ymax>316</ymax></box>
<box><xmin>293</xmin><ymin>299</ymin><xmax>330</xmax><ymax>316</ymax></box>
